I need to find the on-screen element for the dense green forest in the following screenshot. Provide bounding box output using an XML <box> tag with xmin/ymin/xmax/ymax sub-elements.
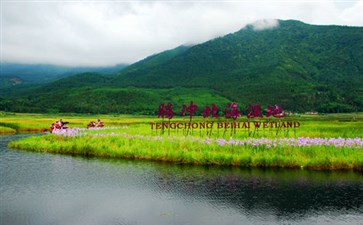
<box><xmin>1</xmin><ymin>20</ymin><xmax>362</xmax><ymax>114</ymax></box>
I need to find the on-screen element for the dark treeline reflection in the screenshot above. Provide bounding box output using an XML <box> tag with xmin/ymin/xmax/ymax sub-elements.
<box><xmin>146</xmin><ymin>163</ymin><xmax>363</xmax><ymax>218</ymax></box>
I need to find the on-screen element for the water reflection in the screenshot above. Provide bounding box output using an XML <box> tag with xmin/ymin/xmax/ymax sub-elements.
<box><xmin>149</xmin><ymin>165</ymin><xmax>363</xmax><ymax>218</ymax></box>
<box><xmin>1</xmin><ymin>134</ymin><xmax>362</xmax><ymax>225</ymax></box>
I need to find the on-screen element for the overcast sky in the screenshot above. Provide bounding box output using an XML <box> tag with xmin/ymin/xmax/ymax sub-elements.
<box><xmin>1</xmin><ymin>0</ymin><xmax>362</xmax><ymax>67</ymax></box>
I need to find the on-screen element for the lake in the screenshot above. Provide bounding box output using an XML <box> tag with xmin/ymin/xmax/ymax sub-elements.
<box><xmin>1</xmin><ymin>134</ymin><xmax>362</xmax><ymax>225</ymax></box>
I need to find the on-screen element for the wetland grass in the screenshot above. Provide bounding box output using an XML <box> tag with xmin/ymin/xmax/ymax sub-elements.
<box><xmin>4</xmin><ymin>113</ymin><xmax>363</xmax><ymax>171</ymax></box>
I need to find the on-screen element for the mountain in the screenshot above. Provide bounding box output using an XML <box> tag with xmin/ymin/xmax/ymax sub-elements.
<box><xmin>0</xmin><ymin>63</ymin><xmax>128</xmax><ymax>88</ymax></box>
<box><xmin>0</xmin><ymin>45</ymin><xmax>200</xmax><ymax>114</ymax></box>
<box><xmin>1</xmin><ymin>20</ymin><xmax>362</xmax><ymax>114</ymax></box>
<box><xmin>116</xmin><ymin>45</ymin><xmax>190</xmax><ymax>76</ymax></box>
<box><xmin>112</xmin><ymin>20</ymin><xmax>363</xmax><ymax>112</ymax></box>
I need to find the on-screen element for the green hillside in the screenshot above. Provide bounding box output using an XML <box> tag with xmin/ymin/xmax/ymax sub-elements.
<box><xmin>117</xmin><ymin>45</ymin><xmax>190</xmax><ymax>75</ymax></box>
<box><xmin>1</xmin><ymin>20</ymin><xmax>362</xmax><ymax>114</ymax></box>
<box><xmin>112</xmin><ymin>20</ymin><xmax>363</xmax><ymax>112</ymax></box>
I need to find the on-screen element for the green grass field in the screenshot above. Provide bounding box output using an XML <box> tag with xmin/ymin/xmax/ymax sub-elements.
<box><xmin>2</xmin><ymin>112</ymin><xmax>363</xmax><ymax>171</ymax></box>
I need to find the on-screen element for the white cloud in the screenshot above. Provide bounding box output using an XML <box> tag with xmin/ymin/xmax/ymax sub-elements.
<box><xmin>1</xmin><ymin>1</ymin><xmax>362</xmax><ymax>67</ymax></box>
<box><xmin>251</xmin><ymin>19</ymin><xmax>279</xmax><ymax>31</ymax></box>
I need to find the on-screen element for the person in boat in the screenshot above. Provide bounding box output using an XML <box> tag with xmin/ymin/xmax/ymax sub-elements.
<box><xmin>58</xmin><ymin>119</ymin><xmax>69</xmax><ymax>129</ymax></box>
<box><xmin>57</xmin><ymin>120</ymin><xmax>62</xmax><ymax>128</ymax></box>
<box><xmin>55</xmin><ymin>121</ymin><xmax>61</xmax><ymax>129</ymax></box>
<box><xmin>50</xmin><ymin>123</ymin><xmax>55</xmax><ymax>133</ymax></box>
<box><xmin>50</xmin><ymin>121</ymin><xmax>60</xmax><ymax>133</ymax></box>
<box><xmin>96</xmin><ymin>119</ymin><xmax>104</xmax><ymax>127</ymax></box>
<box><xmin>87</xmin><ymin>121</ymin><xmax>96</xmax><ymax>128</ymax></box>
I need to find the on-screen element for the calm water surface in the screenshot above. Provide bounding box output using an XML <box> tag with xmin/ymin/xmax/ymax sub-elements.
<box><xmin>1</xmin><ymin>134</ymin><xmax>362</xmax><ymax>225</ymax></box>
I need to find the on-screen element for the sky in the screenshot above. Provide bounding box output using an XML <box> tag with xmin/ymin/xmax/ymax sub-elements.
<box><xmin>1</xmin><ymin>0</ymin><xmax>363</xmax><ymax>67</ymax></box>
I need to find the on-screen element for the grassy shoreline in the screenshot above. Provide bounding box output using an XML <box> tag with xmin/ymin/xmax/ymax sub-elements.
<box><xmin>0</xmin><ymin>125</ymin><xmax>16</xmax><ymax>134</ymax></box>
<box><xmin>8</xmin><ymin>132</ymin><xmax>363</xmax><ymax>171</ymax></box>
<box><xmin>3</xmin><ymin>113</ymin><xmax>363</xmax><ymax>171</ymax></box>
